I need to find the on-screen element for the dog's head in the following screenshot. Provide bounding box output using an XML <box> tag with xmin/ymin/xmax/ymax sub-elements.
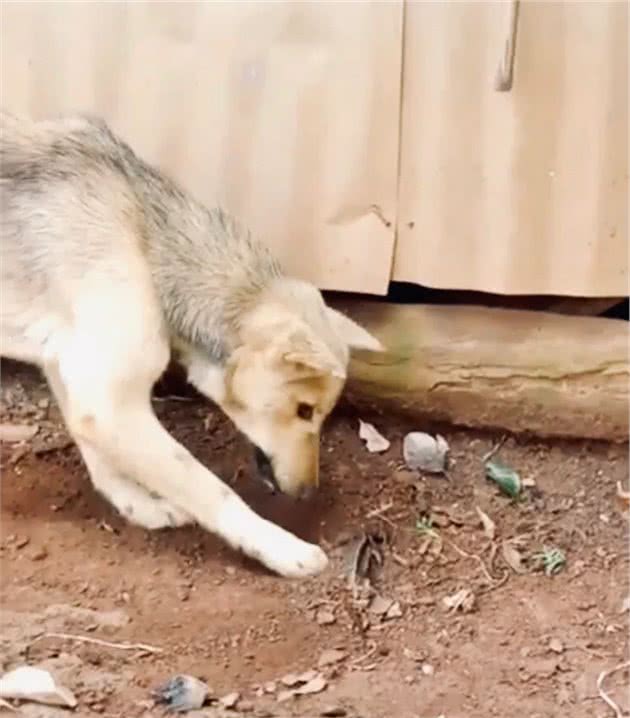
<box><xmin>217</xmin><ymin>280</ymin><xmax>383</xmax><ymax>498</ymax></box>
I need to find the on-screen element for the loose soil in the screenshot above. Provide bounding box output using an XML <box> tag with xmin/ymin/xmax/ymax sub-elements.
<box><xmin>1</xmin><ymin>361</ymin><xmax>628</xmax><ymax>718</ymax></box>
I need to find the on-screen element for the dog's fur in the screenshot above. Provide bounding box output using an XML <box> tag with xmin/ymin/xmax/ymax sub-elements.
<box><xmin>0</xmin><ymin>110</ymin><xmax>383</xmax><ymax>577</ymax></box>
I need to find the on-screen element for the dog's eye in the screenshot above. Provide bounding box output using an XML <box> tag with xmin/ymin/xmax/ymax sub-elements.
<box><xmin>296</xmin><ymin>403</ymin><xmax>314</xmax><ymax>421</ymax></box>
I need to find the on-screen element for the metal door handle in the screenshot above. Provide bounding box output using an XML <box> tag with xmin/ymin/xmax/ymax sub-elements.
<box><xmin>494</xmin><ymin>0</ymin><xmax>520</xmax><ymax>91</ymax></box>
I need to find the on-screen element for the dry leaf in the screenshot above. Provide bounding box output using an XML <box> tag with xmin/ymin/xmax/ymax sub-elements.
<box><xmin>0</xmin><ymin>666</ymin><xmax>77</xmax><ymax>708</ymax></box>
<box><xmin>442</xmin><ymin>588</ymin><xmax>476</xmax><ymax>613</ymax></box>
<box><xmin>318</xmin><ymin>649</ymin><xmax>346</xmax><ymax>668</ymax></box>
<box><xmin>277</xmin><ymin>689</ymin><xmax>295</xmax><ymax>703</ymax></box>
<box><xmin>0</xmin><ymin>423</ymin><xmax>38</xmax><ymax>443</ymax></box>
<box><xmin>403</xmin><ymin>432</ymin><xmax>449</xmax><ymax>473</ymax></box>
<box><xmin>294</xmin><ymin>675</ymin><xmax>327</xmax><ymax>696</ymax></box>
<box><xmin>358</xmin><ymin>421</ymin><xmax>390</xmax><ymax>453</ymax></box>
<box><xmin>280</xmin><ymin>673</ymin><xmax>302</xmax><ymax>688</ymax></box>
<box><xmin>502</xmin><ymin>540</ymin><xmax>527</xmax><ymax>574</ymax></box>
<box><xmin>297</xmin><ymin>670</ymin><xmax>318</xmax><ymax>683</ymax></box>
<box><xmin>475</xmin><ymin>506</ymin><xmax>496</xmax><ymax>540</ymax></box>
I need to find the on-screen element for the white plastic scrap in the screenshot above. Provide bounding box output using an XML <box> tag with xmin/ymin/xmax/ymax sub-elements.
<box><xmin>358</xmin><ymin>420</ymin><xmax>390</xmax><ymax>453</ymax></box>
<box><xmin>0</xmin><ymin>666</ymin><xmax>77</xmax><ymax>708</ymax></box>
<box><xmin>403</xmin><ymin>432</ymin><xmax>449</xmax><ymax>473</ymax></box>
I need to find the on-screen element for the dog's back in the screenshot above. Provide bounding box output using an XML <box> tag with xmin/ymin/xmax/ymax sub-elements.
<box><xmin>0</xmin><ymin>111</ymin><xmax>151</xmax><ymax>364</ymax></box>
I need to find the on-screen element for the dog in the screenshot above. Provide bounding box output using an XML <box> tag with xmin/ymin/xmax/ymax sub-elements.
<box><xmin>0</xmin><ymin>109</ymin><xmax>383</xmax><ymax>578</ymax></box>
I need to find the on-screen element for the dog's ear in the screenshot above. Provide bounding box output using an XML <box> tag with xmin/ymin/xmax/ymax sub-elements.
<box><xmin>326</xmin><ymin>308</ymin><xmax>384</xmax><ymax>352</ymax></box>
<box><xmin>280</xmin><ymin>331</ymin><xmax>347</xmax><ymax>379</ymax></box>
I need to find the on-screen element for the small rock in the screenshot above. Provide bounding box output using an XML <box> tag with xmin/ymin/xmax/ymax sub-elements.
<box><xmin>358</xmin><ymin>420</ymin><xmax>390</xmax><ymax>453</ymax></box>
<box><xmin>403</xmin><ymin>432</ymin><xmax>449</xmax><ymax>473</ymax></box>
<box><xmin>421</xmin><ymin>663</ymin><xmax>434</xmax><ymax>676</ymax></box>
<box><xmin>320</xmin><ymin>706</ymin><xmax>347</xmax><ymax>717</ymax></box>
<box><xmin>0</xmin><ymin>666</ymin><xmax>77</xmax><ymax>708</ymax></box>
<box><xmin>548</xmin><ymin>638</ymin><xmax>564</xmax><ymax>654</ymax></box>
<box><xmin>318</xmin><ymin>649</ymin><xmax>346</xmax><ymax>668</ymax></box>
<box><xmin>219</xmin><ymin>691</ymin><xmax>240</xmax><ymax>709</ymax></box>
<box><xmin>0</xmin><ymin>422</ymin><xmax>39</xmax><ymax>443</ymax></box>
<box><xmin>369</xmin><ymin>595</ymin><xmax>393</xmax><ymax>616</ymax></box>
<box><xmin>263</xmin><ymin>681</ymin><xmax>277</xmax><ymax>694</ymax></box>
<box><xmin>14</xmin><ymin>536</ymin><xmax>30</xmax><ymax>549</ymax></box>
<box><xmin>152</xmin><ymin>675</ymin><xmax>209</xmax><ymax>713</ymax></box>
<box><xmin>385</xmin><ymin>601</ymin><xmax>403</xmax><ymax>620</ymax></box>
<box><xmin>316</xmin><ymin>610</ymin><xmax>336</xmax><ymax>626</ymax></box>
<box><xmin>31</xmin><ymin>547</ymin><xmax>48</xmax><ymax>561</ymax></box>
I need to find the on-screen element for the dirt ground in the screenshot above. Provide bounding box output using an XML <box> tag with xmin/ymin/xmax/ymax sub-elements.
<box><xmin>1</xmin><ymin>360</ymin><xmax>628</xmax><ymax>718</ymax></box>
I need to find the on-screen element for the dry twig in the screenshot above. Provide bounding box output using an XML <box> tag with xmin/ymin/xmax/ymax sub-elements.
<box><xmin>29</xmin><ymin>632</ymin><xmax>163</xmax><ymax>654</ymax></box>
<box><xmin>481</xmin><ymin>435</ymin><xmax>508</xmax><ymax>464</ymax></box>
<box><xmin>445</xmin><ymin>538</ymin><xmax>497</xmax><ymax>586</ymax></box>
<box><xmin>597</xmin><ymin>660</ymin><xmax>630</xmax><ymax>718</ymax></box>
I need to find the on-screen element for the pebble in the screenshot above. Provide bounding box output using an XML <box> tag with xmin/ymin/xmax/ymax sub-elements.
<box><xmin>316</xmin><ymin>609</ymin><xmax>336</xmax><ymax>626</ymax></box>
<box><xmin>220</xmin><ymin>691</ymin><xmax>240</xmax><ymax>708</ymax></box>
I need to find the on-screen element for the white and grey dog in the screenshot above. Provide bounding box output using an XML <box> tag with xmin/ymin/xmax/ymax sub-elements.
<box><xmin>0</xmin><ymin>110</ymin><xmax>383</xmax><ymax>578</ymax></box>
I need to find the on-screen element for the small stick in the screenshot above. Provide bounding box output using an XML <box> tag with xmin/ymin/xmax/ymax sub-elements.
<box><xmin>482</xmin><ymin>435</ymin><xmax>508</xmax><ymax>464</ymax></box>
<box><xmin>30</xmin><ymin>632</ymin><xmax>163</xmax><ymax>654</ymax></box>
<box><xmin>445</xmin><ymin>538</ymin><xmax>497</xmax><ymax>586</ymax></box>
<box><xmin>597</xmin><ymin>660</ymin><xmax>630</xmax><ymax>718</ymax></box>
<box><xmin>366</xmin><ymin>501</ymin><xmax>394</xmax><ymax>519</ymax></box>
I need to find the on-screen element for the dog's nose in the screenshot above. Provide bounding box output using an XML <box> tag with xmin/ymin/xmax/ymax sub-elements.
<box><xmin>253</xmin><ymin>445</ymin><xmax>278</xmax><ymax>492</ymax></box>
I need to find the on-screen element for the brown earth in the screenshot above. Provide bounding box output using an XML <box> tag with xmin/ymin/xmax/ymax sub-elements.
<box><xmin>1</xmin><ymin>361</ymin><xmax>628</xmax><ymax>718</ymax></box>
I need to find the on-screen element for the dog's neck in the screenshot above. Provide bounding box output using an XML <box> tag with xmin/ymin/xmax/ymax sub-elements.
<box><xmin>141</xmin><ymin>193</ymin><xmax>282</xmax><ymax>364</ymax></box>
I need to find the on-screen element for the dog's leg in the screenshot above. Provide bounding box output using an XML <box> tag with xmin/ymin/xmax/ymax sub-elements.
<box><xmin>44</xmin><ymin>361</ymin><xmax>193</xmax><ymax>529</ymax></box>
<box><xmin>47</xmin><ymin>300</ymin><xmax>327</xmax><ymax>578</ymax></box>
<box><xmin>78</xmin><ymin>442</ymin><xmax>194</xmax><ymax>529</ymax></box>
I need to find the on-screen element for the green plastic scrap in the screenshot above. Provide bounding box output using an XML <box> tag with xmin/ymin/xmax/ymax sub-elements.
<box><xmin>485</xmin><ymin>460</ymin><xmax>521</xmax><ymax>498</ymax></box>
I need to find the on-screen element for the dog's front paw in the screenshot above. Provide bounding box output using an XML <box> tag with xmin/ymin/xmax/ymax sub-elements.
<box><xmin>264</xmin><ymin>537</ymin><xmax>329</xmax><ymax>579</ymax></box>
